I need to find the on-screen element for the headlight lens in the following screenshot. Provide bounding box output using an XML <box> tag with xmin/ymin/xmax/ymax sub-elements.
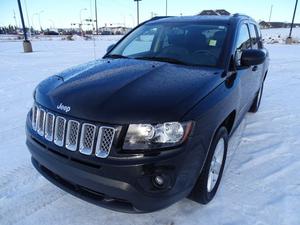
<box><xmin>123</xmin><ymin>121</ymin><xmax>192</xmax><ymax>150</ymax></box>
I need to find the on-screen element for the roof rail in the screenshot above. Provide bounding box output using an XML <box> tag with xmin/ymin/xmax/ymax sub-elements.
<box><xmin>233</xmin><ymin>13</ymin><xmax>249</xmax><ymax>18</ymax></box>
<box><xmin>149</xmin><ymin>16</ymin><xmax>172</xmax><ymax>21</ymax></box>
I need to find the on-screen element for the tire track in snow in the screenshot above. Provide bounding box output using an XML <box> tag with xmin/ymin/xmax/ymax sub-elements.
<box><xmin>0</xmin><ymin>185</ymin><xmax>66</xmax><ymax>225</ymax></box>
<box><xmin>224</xmin><ymin>117</ymin><xmax>248</xmax><ymax>173</ymax></box>
<box><xmin>0</xmin><ymin>165</ymin><xmax>66</xmax><ymax>225</ymax></box>
<box><xmin>0</xmin><ymin>165</ymin><xmax>39</xmax><ymax>198</ymax></box>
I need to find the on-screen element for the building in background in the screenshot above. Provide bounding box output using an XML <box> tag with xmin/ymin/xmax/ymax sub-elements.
<box><xmin>259</xmin><ymin>21</ymin><xmax>300</xmax><ymax>29</ymax></box>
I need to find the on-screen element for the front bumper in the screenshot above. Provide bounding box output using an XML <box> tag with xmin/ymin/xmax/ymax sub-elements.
<box><xmin>26</xmin><ymin>114</ymin><xmax>206</xmax><ymax>212</ymax></box>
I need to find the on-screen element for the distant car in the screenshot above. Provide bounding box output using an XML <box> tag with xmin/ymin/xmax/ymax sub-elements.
<box><xmin>43</xmin><ymin>30</ymin><xmax>59</xmax><ymax>35</ymax></box>
<box><xmin>26</xmin><ymin>14</ymin><xmax>269</xmax><ymax>212</ymax></box>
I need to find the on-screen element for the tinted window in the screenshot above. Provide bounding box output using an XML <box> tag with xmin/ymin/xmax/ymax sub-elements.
<box><xmin>249</xmin><ymin>24</ymin><xmax>259</xmax><ymax>49</ymax></box>
<box><xmin>108</xmin><ymin>23</ymin><xmax>228</xmax><ymax>67</ymax></box>
<box><xmin>235</xmin><ymin>24</ymin><xmax>251</xmax><ymax>66</ymax></box>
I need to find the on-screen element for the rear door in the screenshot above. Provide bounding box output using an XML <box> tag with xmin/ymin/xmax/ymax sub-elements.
<box><xmin>248</xmin><ymin>23</ymin><xmax>265</xmax><ymax>93</ymax></box>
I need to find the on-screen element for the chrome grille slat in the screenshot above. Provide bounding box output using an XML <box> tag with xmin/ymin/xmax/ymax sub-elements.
<box><xmin>66</xmin><ymin>120</ymin><xmax>80</xmax><ymax>151</ymax></box>
<box><xmin>45</xmin><ymin>113</ymin><xmax>55</xmax><ymax>141</ymax></box>
<box><xmin>54</xmin><ymin>116</ymin><xmax>66</xmax><ymax>147</ymax></box>
<box><xmin>32</xmin><ymin>105</ymin><xmax>38</xmax><ymax>131</ymax></box>
<box><xmin>95</xmin><ymin>127</ymin><xmax>115</xmax><ymax>158</ymax></box>
<box><xmin>79</xmin><ymin>123</ymin><xmax>96</xmax><ymax>155</ymax></box>
<box><xmin>37</xmin><ymin>108</ymin><xmax>46</xmax><ymax>136</ymax></box>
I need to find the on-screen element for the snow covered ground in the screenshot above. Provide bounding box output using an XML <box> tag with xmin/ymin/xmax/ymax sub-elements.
<box><xmin>261</xmin><ymin>28</ymin><xmax>300</xmax><ymax>44</ymax></box>
<box><xmin>1</xmin><ymin>31</ymin><xmax>300</xmax><ymax>225</ymax></box>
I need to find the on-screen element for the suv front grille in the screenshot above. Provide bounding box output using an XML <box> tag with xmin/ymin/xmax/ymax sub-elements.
<box><xmin>32</xmin><ymin>105</ymin><xmax>38</xmax><ymax>131</ymax></box>
<box><xmin>96</xmin><ymin>127</ymin><xmax>116</xmax><ymax>158</ymax></box>
<box><xmin>54</xmin><ymin>116</ymin><xmax>66</xmax><ymax>147</ymax></box>
<box><xmin>45</xmin><ymin>112</ymin><xmax>55</xmax><ymax>141</ymax></box>
<box><xmin>79</xmin><ymin>123</ymin><xmax>96</xmax><ymax>155</ymax></box>
<box><xmin>37</xmin><ymin>108</ymin><xmax>46</xmax><ymax>136</ymax></box>
<box><xmin>31</xmin><ymin>105</ymin><xmax>116</xmax><ymax>158</ymax></box>
<box><xmin>66</xmin><ymin>120</ymin><xmax>80</xmax><ymax>151</ymax></box>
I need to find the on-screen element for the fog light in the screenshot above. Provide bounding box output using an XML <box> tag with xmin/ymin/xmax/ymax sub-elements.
<box><xmin>154</xmin><ymin>175</ymin><xmax>164</xmax><ymax>186</ymax></box>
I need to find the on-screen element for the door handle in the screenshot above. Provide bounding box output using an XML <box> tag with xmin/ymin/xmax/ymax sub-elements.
<box><xmin>252</xmin><ymin>66</ymin><xmax>258</xmax><ymax>71</ymax></box>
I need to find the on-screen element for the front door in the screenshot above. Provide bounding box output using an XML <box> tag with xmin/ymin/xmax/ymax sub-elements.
<box><xmin>234</xmin><ymin>23</ymin><xmax>257</xmax><ymax>114</ymax></box>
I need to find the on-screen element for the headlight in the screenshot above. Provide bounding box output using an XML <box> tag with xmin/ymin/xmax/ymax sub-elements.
<box><xmin>123</xmin><ymin>121</ymin><xmax>193</xmax><ymax>150</ymax></box>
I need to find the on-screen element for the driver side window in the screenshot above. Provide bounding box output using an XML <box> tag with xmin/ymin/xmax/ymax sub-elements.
<box><xmin>235</xmin><ymin>24</ymin><xmax>251</xmax><ymax>66</ymax></box>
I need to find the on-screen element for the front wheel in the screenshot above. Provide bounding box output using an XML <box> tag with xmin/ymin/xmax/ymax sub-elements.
<box><xmin>189</xmin><ymin>127</ymin><xmax>228</xmax><ymax>204</ymax></box>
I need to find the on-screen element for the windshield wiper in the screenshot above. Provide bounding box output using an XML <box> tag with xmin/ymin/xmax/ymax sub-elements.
<box><xmin>105</xmin><ymin>54</ymin><xmax>128</xmax><ymax>59</ymax></box>
<box><xmin>134</xmin><ymin>56</ymin><xmax>192</xmax><ymax>66</ymax></box>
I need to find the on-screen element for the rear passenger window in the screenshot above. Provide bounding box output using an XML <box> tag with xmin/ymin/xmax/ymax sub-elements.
<box><xmin>249</xmin><ymin>24</ymin><xmax>259</xmax><ymax>49</ymax></box>
<box><xmin>235</xmin><ymin>24</ymin><xmax>251</xmax><ymax>66</ymax></box>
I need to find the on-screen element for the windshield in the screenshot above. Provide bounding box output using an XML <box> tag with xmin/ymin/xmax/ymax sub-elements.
<box><xmin>106</xmin><ymin>22</ymin><xmax>227</xmax><ymax>67</ymax></box>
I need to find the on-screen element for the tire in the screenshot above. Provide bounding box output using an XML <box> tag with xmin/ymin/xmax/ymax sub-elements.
<box><xmin>189</xmin><ymin>127</ymin><xmax>228</xmax><ymax>204</ymax></box>
<box><xmin>249</xmin><ymin>82</ymin><xmax>264</xmax><ymax>113</ymax></box>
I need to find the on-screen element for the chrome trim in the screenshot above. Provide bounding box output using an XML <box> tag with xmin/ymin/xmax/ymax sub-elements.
<box><xmin>95</xmin><ymin>126</ymin><xmax>115</xmax><ymax>158</ymax></box>
<box><xmin>54</xmin><ymin>116</ymin><xmax>66</xmax><ymax>147</ymax></box>
<box><xmin>79</xmin><ymin>123</ymin><xmax>96</xmax><ymax>155</ymax></box>
<box><xmin>45</xmin><ymin>112</ymin><xmax>55</xmax><ymax>141</ymax></box>
<box><xmin>31</xmin><ymin>106</ymin><xmax>116</xmax><ymax>158</ymax></box>
<box><xmin>32</xmin><ymin>105</ymin><xmax>38</xmax><ymax>131</ymax></box>
<box><xmin>37</xmin><ymin>108</ymin><xmax>46</xmax><ymax>136</ymax></box>
<box><xmin>65</xmin><ymin>120</ymin><xmax>80</xmax><ymax>151</ymax></box>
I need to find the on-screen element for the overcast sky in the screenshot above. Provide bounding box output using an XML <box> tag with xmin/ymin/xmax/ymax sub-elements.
<box><xmin>0</xmin><ymin>0</ymin><xmax>299</xmax><ymax>29</ymax></box>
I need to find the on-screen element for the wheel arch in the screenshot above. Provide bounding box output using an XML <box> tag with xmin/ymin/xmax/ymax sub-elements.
<box><xmin>263</xmin><ymin>70</ymin><xmax>268</xmax><ymax>81</ymax></box>
<box><xmin>219</xmin><ymin>110</ymin><xmax>236</xmax><ymax>135</ymax></box>
<box><xmin>196</xmin><ymin>109</ymin><xmax>236</xmax><ymax>178</ymax></box>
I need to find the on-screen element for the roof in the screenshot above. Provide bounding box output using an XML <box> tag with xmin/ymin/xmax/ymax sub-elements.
<box><xmin>147</xmin><ymin>14</ymin><xmax>253</xmax><ymax>25</ymax></box>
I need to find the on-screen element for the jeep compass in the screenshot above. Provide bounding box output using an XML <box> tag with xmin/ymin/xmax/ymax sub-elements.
<box><xmin>26</xmin><ymin>14</ymin><xmax>269</xmax><ymax>212</ymax></box>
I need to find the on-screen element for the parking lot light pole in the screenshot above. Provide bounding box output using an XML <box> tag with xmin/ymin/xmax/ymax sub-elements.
<box><xmin>286</xmin><ymin>0</ymin><xmax>298</xmax><ymax>44</ymax></box>
<box><xmin>166</xmin><ymin>0</ymin><xmax>168</xmax><ymax>16</ymax></box>
<box><xmin>38</xmin><ymin>10</ymin><xmax>44</xmax><ymax>32</ymax></box>
<box><xmin>268</xmin><ymin>5</ymin><xmax>273</xmax><ymax>23</ymax></box>
<box><xmin>17</xmin><ymin>0</ymin><xmax>32</xmax><ymax>52</ymax></box>
<box><xmin>31</xmin><ymin>13</ymin><xmax>38</xmax><ymax>30</ymax></box>
<box><xmin>79</xmin><ymin>8</ymin><xmax>87</xmax><ymax>36</ymax></box>
<box><xmin>134</xmin><ymin>0</ymin><xmax>141</xmax><ymax>25</ymax></box>
<box><xmin>95</xmin><ymin>0</ymin><xmax>99</xmax><ymax>35</ymax></box>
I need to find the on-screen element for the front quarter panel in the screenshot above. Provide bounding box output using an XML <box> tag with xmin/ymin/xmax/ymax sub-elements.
<box><xmin>181</xmin><ymin>77</ymin><xmax>239</xmax><ymax>177</ymax></box>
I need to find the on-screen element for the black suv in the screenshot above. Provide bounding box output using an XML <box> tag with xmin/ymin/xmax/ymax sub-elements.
<box><xmin>26</xmin><ymin>14</ymin><xmax>269</xmax><ymax>212</ymax></box>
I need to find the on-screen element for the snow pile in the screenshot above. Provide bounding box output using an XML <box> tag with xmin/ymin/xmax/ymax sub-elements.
<box><xmin>0</xmin><ymin>34</ymin><xmax>123</xmax><ymax>42</ymax></box>
<box><xmin>0</xmin><ymin>36</ymin><xmax>300</xmax><ymax>225</ymax></box>
<box><xmin>0</xmin><ymin>34</ymin><xmax>24</xmax><ymax>42</ymax></box>
<box><xmin>261</xmin><ymin>28</ymin><xmax>300</xmax><ymax>44</ymax></box>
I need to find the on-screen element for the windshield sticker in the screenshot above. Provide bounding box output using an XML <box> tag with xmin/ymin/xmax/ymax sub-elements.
<box><xmin>209</xmin><ymin>39</ymin><xmax>217</xmax><ymax>46</ymax></box>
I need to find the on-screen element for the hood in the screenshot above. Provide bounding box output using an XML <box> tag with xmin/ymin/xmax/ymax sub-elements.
<box><xmin>35</xmin><ymin>59</ymin><xmax>224</xmax><ymax>124</ymax></box>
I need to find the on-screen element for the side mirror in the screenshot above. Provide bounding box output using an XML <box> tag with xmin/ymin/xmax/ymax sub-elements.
<box><xmin>106</xmin><ymin>44</ymin><xmax>115</xmax><ymax>53</ymax></box>
<box><xmin>241</xmin><ymin>49</ymin><xmax>266</xmax><ymax>66</ymax></box>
